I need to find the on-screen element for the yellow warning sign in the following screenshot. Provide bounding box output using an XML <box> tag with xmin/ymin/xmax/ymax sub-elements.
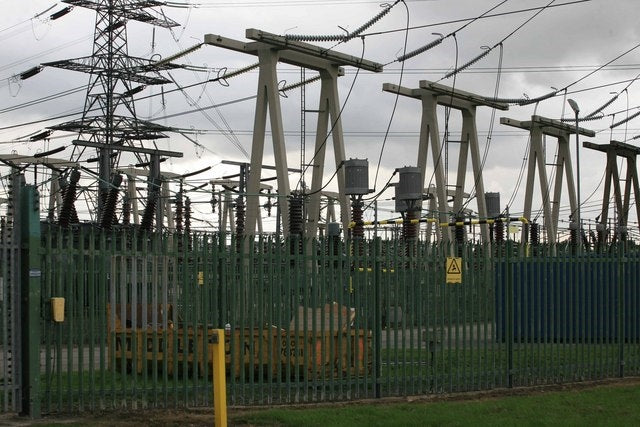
<box><xmin>197</xmin><ymin>271</ymin><xmax>204</xmax><ymax>286</ymax></box>
<box><xmin>446</xmin><ymin>257</ymin><xmax>462</xmax><ymax>284</ymax></box>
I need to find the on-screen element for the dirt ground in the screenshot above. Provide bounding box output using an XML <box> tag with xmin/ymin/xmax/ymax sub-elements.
<box><xmin>2</xmin><ymin>377</ymin><xmax>639</xmax><ymax>426</ymax></box>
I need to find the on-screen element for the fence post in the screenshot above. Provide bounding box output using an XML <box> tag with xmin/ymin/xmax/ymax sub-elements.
<box><xmin>618</xmin><ymin>241</ymin><xmax>625</xmax><ymax>378</ymax></box>
<box><xmin>373</xmin><ymin>237</ymin><xmax>382</xmax><ymax>398</ymax></box>
<box><xmin>20</xmin><ymin>184</ymin><xmax>41</xmax><ymax>418</ymax></box>
<box><xmin>506</xmin><ymin>239</ymin><xmax>514</xmax><ymax>388</ymax></box>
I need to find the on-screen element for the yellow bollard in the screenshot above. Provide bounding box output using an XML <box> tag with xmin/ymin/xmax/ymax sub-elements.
<box><xmin>212</xmin><ymin>329</ymin><xmax>227</xmax><ymax>427</ymax></box>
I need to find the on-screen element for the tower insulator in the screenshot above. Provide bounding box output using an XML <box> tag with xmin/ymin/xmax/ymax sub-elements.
<box><xmin>59</xmin><ymin>169</ymin><xmax>81</xmax><ymax>228</ymax></box>
<box><xmin>455</xmin><ymin>217</ymin><xmax>465</xmax><ymax>245</ymax></box>
<box><xmin>140</xmin><ymin>177</ymin><xmax>160</xmax><ymax>232</ymax></box>
<box><xmin>289</xmin><ymin>192</ymin><xmax>304</xmax><ymax>255</ymax></box>
<box><xmin>234</xmin><ymin>196</ymin><xmax>245</xmax><ymax>238</ymax></box>
<box><xmin>175</xmin><ymin>183</ymin><xmax>184</xmax><ymax>233</ymax></box>
<box><xmin>569</xmin><ymin>221</ymin><xmax>579</xmax><ymax>251</ymax></box>
<box><xmin>495</xmin><ymin>219</ymin><xmax>505</xmax><ymax>243</ymax></box>
<box><xmin>288</xmin><ymin>193</ymin><xmax>304</xmax><ymax>237</ymax></box>
<box><xmin>454</xmin><ymin>216</ymin><xmax>465</xmax><ymax>257</ymax></box>
<box><xmin>402</xmin><ymin>209</ymin><xmax>419</xmax><ymax>241</ymax></box>
<box><xmin>351</xmin><ymin>197</ymin><xmax>364</xmax><ymax>240</ymax></box>
<box><xmin>184</xmin><ymin>196</ymin><xmax>192</xmax><ymax>235</ymax></box>
<box><xmin>99</xmin><ymin>174</ymin><xmax>122</xmax><ymax>230</ymax></box>
<box><xmin>530</xmin><ymin>222</ymin><xmax>540</xmax><ymax>245</ymax></box>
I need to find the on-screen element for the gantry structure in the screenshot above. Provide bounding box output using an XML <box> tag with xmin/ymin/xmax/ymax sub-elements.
<box><xmin>205</xmin><ymin>29</ymin><xmax>383</xmax><ymax>238</ymax></box>
<box><xmin>584</xmin><ymin>139</ymin><xmax>640</xmax><ymax>243</ymax></box>
<box><xmin>500</xmin><ymin>115</ymin><xmax>595</xmax><ymax>244</ymax></box>
<box><xmin>383</xmin><ymin>80</ymin><xmax>509</xmax><ymax>243</ymax></box>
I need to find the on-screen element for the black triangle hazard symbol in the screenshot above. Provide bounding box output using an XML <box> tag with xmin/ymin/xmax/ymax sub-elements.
<box><xmin>447</xmin><ymin>258</ymin><xmax>461</xmax><ymax>274</ymax></box>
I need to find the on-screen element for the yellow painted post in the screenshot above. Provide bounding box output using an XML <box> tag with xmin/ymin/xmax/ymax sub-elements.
<box><xmin>212</xmin><ymin>329</ymin><xmax>227</xmax><ymax>427</ymax></box>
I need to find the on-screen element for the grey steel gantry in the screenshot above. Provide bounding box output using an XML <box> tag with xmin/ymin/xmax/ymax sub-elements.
<box><xmin>383</xmin><ymin>80</ymin><xmax>509</xmax><ymax>243</ymax></box>
<box><xmin>205</xmin><ymin>29</ymin><xmax>383</xmax><ymax>238</ymax></box>
<box><xmin>500</xmin><ymin>115</ymin><xmax>595</xmax><ymax>244</ymax></box>
<box><xmin>583</xmin><ymin>140</ymin><xmax>640</xmax><ymax>243</ymax></box>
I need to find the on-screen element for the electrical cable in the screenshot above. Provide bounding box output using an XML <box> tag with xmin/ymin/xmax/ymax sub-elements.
<box><xmin>441</xmin><ymin>0</ymin><xmax>556</xmax><ymax>81</ymax></box>
<box><xmin>285</xmin><ymin>1</ymin><xmax>399</xmax><ymax>43</ymax></box>
<box><xmin>372</xmin><ymin>0</ymin><xmax>409</xmax><ymax>192</ymax></box>
<box><xmin>361</xmin><ymin>1</ymin><xmax>593</xmax><ymax>38</ymax></box>
<box><xmin>394</xmin><ymin>0</ymin><xmax>509</xmax><ymax>64</ymax></box>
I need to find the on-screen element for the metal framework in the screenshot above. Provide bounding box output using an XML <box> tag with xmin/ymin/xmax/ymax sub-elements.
<box><xmin>44</xmin><ymin>0</ymin><xmax>178</xmax><ymax>217</ymax></box>
<box><xmin>584</xmin><ymin>140</ymin><xmax>640</xmax><ymax>243</ymax></box>
<box><xmin>383</xmin><ymin>80</ymin><xmax>509</xmax><ymax>243</ymax></box>
<box><xmin>204</xmin><ymin>29</ymin><xmax>383</xmax><ymax>238</ymax></box>
<box><xmin>500</xmin><ymin>115</ymin><xmax>595</xmax><ymax>244</ymax></box>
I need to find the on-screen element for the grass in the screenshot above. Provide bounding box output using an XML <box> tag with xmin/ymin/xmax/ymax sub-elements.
<box><xmin>231</xmin><ymin>381</ymin><xmax>640</xmax><ymax>426</ymax></box>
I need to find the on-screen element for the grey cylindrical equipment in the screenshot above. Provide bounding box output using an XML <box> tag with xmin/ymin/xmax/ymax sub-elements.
<box><xmin>485</xmin><ymin>192</ymin><xmax>501</xmax><ymax>218</ymax></box>
<box><xmin>327</xmin><ymin>222</ymin><xmax>341</xmax><ymax>237</ymax></box>
<box><xmin>397</xmin><ymin>166</ymin><xmax>423</xmax><ymax>211</ymax></box>
<box><xmin>344</xmin><ymin>158</ymin><xmax>369</xmax><ymax>196</ymax></box>
<box><xmin>397</xmin><ymin>167</ymin><xmax>422</xmax><ymax>201</ymax></box>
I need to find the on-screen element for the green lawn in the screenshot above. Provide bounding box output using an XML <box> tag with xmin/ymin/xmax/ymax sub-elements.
<box><xmin>231</xmin><ymin>381</ymin><xmax>640</xmax><ymax>426</ymax></box>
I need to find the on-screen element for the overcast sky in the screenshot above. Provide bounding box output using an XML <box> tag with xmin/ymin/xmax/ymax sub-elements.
<box><xmin>1</xmin><ymin>0</ymin><xmax>639</xmax><ymax>234</ymax></box>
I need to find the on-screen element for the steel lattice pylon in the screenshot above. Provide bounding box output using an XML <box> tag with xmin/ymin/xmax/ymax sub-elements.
<box><xmin>44</xmin><ymin>0</ymin><xmax>179</xmax><ymax>217</ymax></box>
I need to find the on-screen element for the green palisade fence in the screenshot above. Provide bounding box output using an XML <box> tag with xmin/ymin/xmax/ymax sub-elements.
<box><xmin>4</xmin><ymin>224</ymin><xmax>635</xmax><ymax>413</ymax></box>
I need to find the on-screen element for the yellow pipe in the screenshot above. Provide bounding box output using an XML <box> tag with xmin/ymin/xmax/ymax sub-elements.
<box><xmin>212</xmin><ymin>329</ymin><xmax>227</xmax><ymax>427</ymax></box>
